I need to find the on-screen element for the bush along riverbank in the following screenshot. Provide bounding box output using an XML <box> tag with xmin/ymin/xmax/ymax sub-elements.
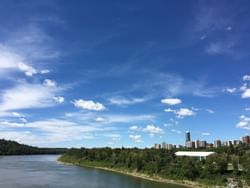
<box><xmin>59</xmin><ymin>146</ymin><xmax>250</xmax><ymax>187</ymax></box>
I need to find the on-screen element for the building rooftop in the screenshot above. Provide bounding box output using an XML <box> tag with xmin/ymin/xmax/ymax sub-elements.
<box><xmin>175</xmin><ymin>151</ymin><xmax>215</xmax><ymax>157</ymax></box>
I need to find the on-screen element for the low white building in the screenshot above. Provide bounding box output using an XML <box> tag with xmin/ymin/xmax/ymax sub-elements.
<box><xmin>175</xmin><ymin>151</ymin><xmax>215</xmax><ymax>160</ymax></box>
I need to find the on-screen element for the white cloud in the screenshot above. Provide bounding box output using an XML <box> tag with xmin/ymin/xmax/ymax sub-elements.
<box><xmin>98</xmin><ymin>114</ymin><xmax>154</xmax><ymax>124</ymax></box>
<box><xmin>240</xmin><ymin>83</ymin><xmax>248</xmax><ymax>91</ymax></box>
<box><xmin>143</xmin><ymin>124</ymin><xmax>164</xmax><ymax>134</ymax></box>
<box><xmin>205</xmin><ymin>42</ymin><xmax>235</xmax><ymax>55</ymax></box>
<box><xmin>0</xmin><ymin>46</ymin><xmax>21</xmax><ymax>69</ymax></box>
<box><xmin>0</xmin><ymin>25</ymin><xmax>59</xmax><ymax>80</ymax></box>
<box><xmin>245</xmin><ymin>108</ymin><xmax>250</xmax><ymax>111</ymax></box>
<box><xmin>200</xmin><ymin>35</ymin><xmax>207</xmax><ymax>40</ymax></box>
<box><xmin>19</xmin><ymin>118</ymin><xmax>28</xmax><ymax>123</ymax></box>
<box><xmin>12</xmin><ymin>112</ymin><xmax>25</xmax><ymax>118</ymax></box>
<box><xmin>0</xmin><ymin>111</ymin><xmax>13</xmax><ymax>117</ymax></box>
<box><xmin>43</xmin><ymin>79</ymin><xmax>57</xmax><ymax>88</ymax></box>
<box><xmin>242</xmin><ymin>89</ymin><xmax>250</xmax><ymax>98</ymax></box>
<box><xmin>40</xmin><ymin>69</ymin><xmax>50</xmax><ymax>74</ymax></box>
<box><xmin>243</xmin><ymin>75</ymin><xmax>250</xmax><ymax>81</ymax></box>
<box><xmin>109</xmin><ymin>96</ymin><xmax>146</xmax><ymax>106</ymax></box>
<box><xmin>226</xmin><ymin>88</ymin><xmax>237</xmax><ymax>93</ymax></box>
<box><xmin>202</xmin><ymin>132</ymin><xmax>211</xmax><ymax>136</ymax></box>
<box><xmin>0</xmin><ymin>82</ymin><xmax>62</xmax><ymax>111</ymax></box>
<box><xmin>0</xmin><ymin>119</ymin><xmax>105</xmax><ymax>146</ymax></box>
<box><xmin>170</xmin><ymin>118</ymin><xmax>179</xmax><ymax>125</ymax></box>
<box><xmin>0</xmin><ymin>121</ymin><xmax>25</xmax><ymax>127</ymax></box>
<box><xmin>105</xmin><ymin>134</ymin><xmax>121</xmax><ymax>141</ymax></box>
<box><xmin>135</xmin><ymin>71</ymin><xmax>219</xmax><ymax>98</ymax></box>
<box><xmin>164</xmin><ymin>108</ymin><xmax>176</xmax><ymax>113</ymax></box>
<box><xmin>0</xmin><ymin>45</ymin><xmax>38</xmax><ymax>77</ymax></box>
<box><xmin>171</xmin><ymin>129</ymin><xmax>182</xmax><ymax>134</ymax></box>
<box><xmin>64</xmin><ymin>111</ymin><xmax>155</xmax><ymax>125</ymax></box>
<box><xmin>240</xmin><ymin>82</ymin><xmax>250</xmax><ymax>98</ymax></box>
<box><xmin>129</xmin><ymin>135</ymin><xmax>143</xmax><ymax>143</ymax></box>
<box><xmin>165</xmin><ymin>108</ymin><xmax>195</xmax><ymax>118</ymax></box>
<box><xmin>73</xmin><ymin>99</ymin><xmax>106</xmax><ymax>111</ymax></box>
<box><xmin>65</xmin><ymin>113</ymin><xmax>73</xmax><ymax>117</ymax></box>
<box><xmin>163</xmin><ymin>123</ymin><xmax>173</xmax><ymax>128</ymax></box>
<box><xmin>129</xmin><ymin>125</ymin><xmax>140</xmax><ymax>131</ymax></box>
<box><xmin>17</xmin><ymin>62</ymin><xmax>37</xmax><ymax>76</ymax></box>
<box><xmin>161</xmin><ymin>98</ymin><xmax>182</xmax><ymax>105</ymax></box>
<box><xmin>226</xmin><ymin>26</ymin><xmax>232</xmax><ymax>31</ymax></box>
<box><xmin>53</xmin><ymin>96</ymin><xmax>64</xmax><ymax>103</ymax></box>
<box><xmin>236</xmin><ymin>115</ymin><xmax>250</xmax><ymax>130</ymax></box>
<box><xmin>176</xmin><ymin>108</ymin><xmax>195</xmax><ymax>118</ymax></box>
<box><xmin>191</xmin><ymin>107</ymin><xmax>199</xmax><ymax>111</ymax></box>
<box><xmin>206</xmin><ymin>109</ymin><xmax>215</xmax><ymax>114</ymax></box>
<box><xmin>95</xmin><ymin>117</ymin><xmax>106</xmax><ymax>122</ymax></box>
<box><xmin>6</xmin><ymin>25</ymin><xmax>60</xmax><ymax>60</ymax></box>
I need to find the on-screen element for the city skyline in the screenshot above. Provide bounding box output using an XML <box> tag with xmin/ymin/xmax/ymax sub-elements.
<box><xmin>0</xmin><ymin>1</ymin><xmax>250</xmax><ymax>148</ymax></box>
<box><xmin>155</xmin><ymin>131</ymin><xmax>250</xmax><ymax>150</ymax></box>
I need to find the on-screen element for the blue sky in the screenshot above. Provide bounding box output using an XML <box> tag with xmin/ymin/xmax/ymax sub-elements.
<box><xmin>0</xmin><ymin>0</ymin><xmax>250</xmax><ymax>147</ymax></box>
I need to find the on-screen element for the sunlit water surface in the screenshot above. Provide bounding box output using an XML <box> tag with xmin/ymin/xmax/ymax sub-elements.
<box><xmin>0</xmin><ymin>155</ymin><xmax>187</xmax><ymax>188</ymax></box>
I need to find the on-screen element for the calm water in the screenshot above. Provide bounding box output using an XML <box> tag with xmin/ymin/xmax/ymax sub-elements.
<box><xmin>0</xmin><ymin>155</ymin><xmax>186</xmax><ymax>188</ymax></box>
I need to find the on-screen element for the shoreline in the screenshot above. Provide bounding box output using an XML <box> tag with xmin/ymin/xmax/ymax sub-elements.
<box><xmin>58</xmin><ymin>159</ymin><xmax>204</xmax><ymax>188</ymax></box>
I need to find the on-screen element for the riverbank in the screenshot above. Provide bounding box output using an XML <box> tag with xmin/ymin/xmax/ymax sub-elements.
<box><xmin>58</xmin><ymin>157</ymin><xmax>205</xmax><ymax>188</ymax></box>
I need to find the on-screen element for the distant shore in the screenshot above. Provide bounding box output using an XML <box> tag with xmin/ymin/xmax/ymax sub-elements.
<box><xmin>58</xmin><ymin>158</ymin><xmax>204</xmax><ymax>188</ymax></box>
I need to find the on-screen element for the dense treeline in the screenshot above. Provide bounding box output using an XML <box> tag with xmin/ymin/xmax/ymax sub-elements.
<box><xmin>60</xmin><ymin>144</ymin><xmax>250</xmax><ymax>187</ymax></box>
<box><xmin>0</xmin><ymin>139</ymin><xmax>67</xmax><ymax>155</ymax></box>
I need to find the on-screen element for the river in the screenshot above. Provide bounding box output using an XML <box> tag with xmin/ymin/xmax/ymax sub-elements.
<box><xmin>0</xmin><ymin>155</ymin><xmax>187</xmax><ymax>188</ymax></box>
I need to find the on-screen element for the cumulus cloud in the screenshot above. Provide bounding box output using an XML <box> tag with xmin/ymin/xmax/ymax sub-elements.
<box><xmin>143</xmin><ymin>124</ymin><xmax>164</xmax><ymax>134</ymax></box>
<box><xmin>239</xmin><ymin>80</ymin><xmax>250</xmax><ymax>98</ymax></box>
<box><xmin>240</xmin><ymin>83</ymin><xmax>248</xmax><ymax>91</ymax></box>
<box><xmin>73</xmin><ymin>99</ymin><xmax>106</xmax><ymax>111</ymax></box>
<box><xmin>243</xmin><ymin>75</ymin><xmax>250</xmax><ymax>81</ymax></box>
<box><xmin>40</xmin><ymin>69</ymin><xmax>50</xmax><ymax>74</ymax></box>
<box><xmin>161</xmin><ymin>98</ymin><xmax>182</xmax><ymax>105</ymax></box>
<box><xmin>176</xmin><ymin>108</ymin><xmax>195</xmax><ymax>118</ymax></box>
<box><xmin>164</xmin><ymin>108</ymin><xmax>195</xmax><ymax>118</ymax></box>
<box><xmin>53</xmin><ymin>96</ymin><xmax>64</xmax><ymax>103</ymax></box>
<box><xmin>129</xmin><ymin>125</ymin><xmax>140</xmax><ymax>131</ymax></box>
<box><xmin>226</xmin><ymin>88</ymin><xmax>237</xmax><ymax>93</ymax></box>
<box><xmin>43</xmin><ymin>79</ymin><xmax>57</xmax><ymax>88</ymax></box>
<box><xmin>129</xmin><ymin>135</ymin><xmax>143</xmax><ymax>143</ymax></box>
<box><xmin>242</xmin><ymin>89</ymin><xmax>250</xmax><ymax>98</ymax></box>
<box><xmin>109</xmin><ymin>96</ymin><xmax>146</xmax><ymax>106</ymax></box>
<box><xmin>236</xmin><ymin>115</ymin><xmax>250</xmax><ymax>130</ymax></box>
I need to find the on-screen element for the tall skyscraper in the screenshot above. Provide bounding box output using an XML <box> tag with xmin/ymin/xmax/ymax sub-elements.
<box><xmin>185</xmin><ymin>131</ymin><xmax>191</xmax><ymax>142</ymax></box>
<box><xmin>214</xmin><ymin>140</ymin><xmax>222</xmax><ymax>148</ymax></box>
<box><xmin>185</xmin><ymin>131</ymin><xmax>191</xmax><ymax>148</ymax></box>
